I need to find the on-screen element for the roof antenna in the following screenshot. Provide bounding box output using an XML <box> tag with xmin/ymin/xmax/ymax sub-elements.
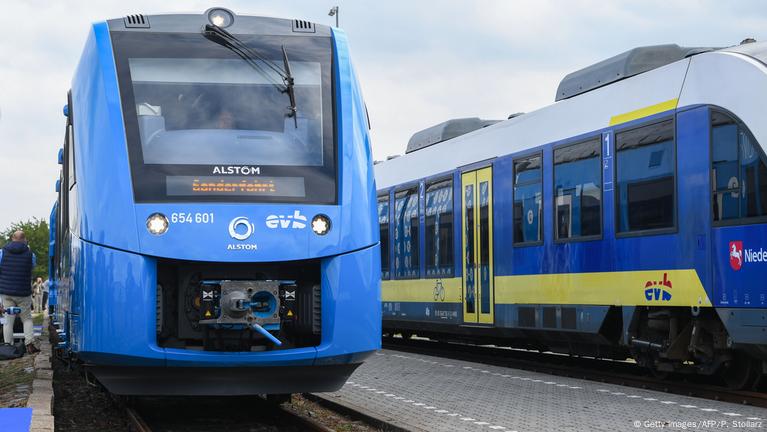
<box><xmin>740</xmin><ymin>37</ymin><xmax>757</xmax><ymax>45</ymax></box>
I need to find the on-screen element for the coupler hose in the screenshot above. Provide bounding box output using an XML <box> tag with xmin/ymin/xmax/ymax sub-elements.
<box><xmin>251</xmin><ymin>323</ymin><xmax>283</xmax><ymax>346</ymax></box>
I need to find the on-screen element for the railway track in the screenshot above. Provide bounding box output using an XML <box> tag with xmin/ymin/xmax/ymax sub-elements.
<box><xmin>56</xmin><ymin>354</ymin><xmax>382</xmax><ymax>432</ymax></box>
<box><xmin>121</xmin><ymin>395</ymin><xmax>336</xmax><ymax>432</ymax></box>
<box><xmin>124</xmin><ymin>406</ymin><xmax>152</xmax><ymax>432</ymax></box>
<box><xmin>384</xmin><ymin>336</ymin><xmax>767</xmax><ymax>409</ymax></box>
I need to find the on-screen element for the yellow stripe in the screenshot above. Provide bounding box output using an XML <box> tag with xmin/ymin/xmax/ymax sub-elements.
<box><xmin>609</xmin><ymin>98</ymin><xmax>678</xmax><ymax>126</ymax></box>
<box><xmin>494</xmin><ymin>270</ymin><xmax>711</xmax><ymax>307</ymax></box>
<box><xmin>477</xmin><ymin>167</ymin><xmax>495</xmax><ymax>324</ymax></box>
<box><xmin>382</xmin><ymin>278</ymin><xmax>462</xmax><ymax>303</ymax></box>
<box><xmin>383</xmin><ymin>270</ymin><xmax>712</xmax><ymax>307</ymax></box>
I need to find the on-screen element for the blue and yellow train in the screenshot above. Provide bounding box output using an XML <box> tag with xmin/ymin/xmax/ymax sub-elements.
<box><xmin>376</xmin><ymin>43</ymin><xmax>767</xmax><ymax>389</ymax></box>
<box><xmin>49</xmin><ymin>8</ymin><xmax>380</xmax><ymax>395</ymax></box>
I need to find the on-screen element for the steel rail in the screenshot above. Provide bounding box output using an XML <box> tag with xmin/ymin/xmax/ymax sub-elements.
<box><xmin>125</xmin><ymin>406</ymin><xmax>152</xmax><ymax>432</ymax></box>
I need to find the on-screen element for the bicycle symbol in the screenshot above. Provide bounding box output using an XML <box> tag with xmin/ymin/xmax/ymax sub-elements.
<box><xmin>433</xmin><ymin>280</ymin><xmax>445</xmax><ymax>302</ymax></box>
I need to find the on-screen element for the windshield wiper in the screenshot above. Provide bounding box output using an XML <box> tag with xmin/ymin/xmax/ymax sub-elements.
<box><xmin>281</xmin><ymin>46</ymin><xmax>297</xmax><ymax>127</ymax></box>
<box><xmin>202</xmin><ymin>24</ymin><xmax>298</xmax><ymax>127</ymax></box>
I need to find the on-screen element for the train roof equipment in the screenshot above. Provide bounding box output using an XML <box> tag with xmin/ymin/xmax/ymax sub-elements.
<box><xmin>555</xmin><ymin>44</ymin><xmax>717</xmax><ymax>101</ymax></box>
<box><xmin>374</xmin><ymin>40</ymin><xmax>767</xmax><ymax>190</ymax></box>
<box><xmin>406</xmin><ymin>118</ymin><xmax>501</xmax><ymax>154</ymax></box>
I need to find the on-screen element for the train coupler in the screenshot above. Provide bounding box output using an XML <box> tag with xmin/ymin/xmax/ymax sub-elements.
<box><xmin>198</xmin><ymin>280</ymin><xmax>285</xmax><ymax>345</ymax></box>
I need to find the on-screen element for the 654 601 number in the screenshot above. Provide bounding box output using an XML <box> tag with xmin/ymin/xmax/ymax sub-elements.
<box><xmin>170</xmin><ymin>212</ymin><xmax>214</xmax><ymax>224</ymax></box>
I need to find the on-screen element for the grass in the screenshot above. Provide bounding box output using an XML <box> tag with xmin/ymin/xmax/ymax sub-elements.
<box><xmin>0</xmin><ymin>353</ymin><xmax>35</xmax><ymax>407</ymax></box>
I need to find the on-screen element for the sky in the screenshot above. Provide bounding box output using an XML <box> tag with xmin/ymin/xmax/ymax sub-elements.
<box><xmin>0</xmin><ymin>0</ymin><xmax>766</xmax><ymax>229</ymax></box>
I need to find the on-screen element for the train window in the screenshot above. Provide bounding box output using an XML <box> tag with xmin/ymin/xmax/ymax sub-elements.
<box><xmin>61</xmin><ymin>122</ymin><xmax>71</xmax><ymax>234</ymax></box>
<box><xmin>464</xmin><ymin>182</ymin><xmax>475</xmax><ymax>314</ymax></box>
<box><xmin>52</xmin><ymin>202</ymin><xmax>60</xmax><ymax>278</ymax></box>
<box><xmin>616</xmin><ymin>119</ymin><xmax>675</xmax><ymax>233</ymax></box>
<box><xmin>128</xmin><ymin>58</ymin><xmax>324</xmax><ymax>166</ymax></box>
<box><xmin>712</xmin><ymin>111</ymin><xmax>767</xmax><ymax>223</ymax></box>
<box><xmin>425</xmin><ymin>179</ymin><xmax>454</xmax><ymax>277</ymax></box>
<box><xmin>67</xmin><ymin>125</ymin><xmax>75</xmax><ymax>188</ymax></box>
<box><xmin>378</xmin><ymin>195</ymin><xmax>390</xmax><ymax>279</ymax></box>
<box><xmin>57</xmin><ymin>170</ymin><xmax>65</xmax><ymax>272</ymax></box>
<box><xmin>554</xmin><ymin>139</ymin><xmax>601</xmax><ymax>240</ymax></box>
<box><xmin>478</xmin><ymin>180</ymin><xmax>491</xmax><ymax>313</ymax></box>
<box><xmin>112</xmin><ymin>32</ymin><xmax>336</xmax><ymax>204</ymax></box>
<box><xmin>66</xmin><ymin>92</ymin><xmax>76</xmax><ymax>188</ymax></box>
<box><xmin>513</xmin><ymin>154</ymin><xmax>543</xmax><ymax>244</ymax></box>
<box><xmin>394</xmin><ymin>187</ymin><xmax>420</xmax><ymax>279</ymax></box>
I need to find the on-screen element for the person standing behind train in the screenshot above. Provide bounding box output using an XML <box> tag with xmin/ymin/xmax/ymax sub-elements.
<box><xmin>32</xmin><ymin>277</ymin><xmax>43</xmax><ymax>312</ymax></box>
<box><xmin>41</xmin><ymin>278</ymin><xmax>50</xmax><ymax>313</ymax></box>
<box><xmin>0</xmin><ymin>231</ymin><xmax>39</xmax><ymax>353</ymax></box>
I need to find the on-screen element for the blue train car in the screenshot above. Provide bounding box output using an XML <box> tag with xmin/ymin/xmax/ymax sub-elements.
<box><xmin>376</xmin><ymin>43</ymin><xmax>767</xmax><ymax>389</ymax></box>
<box><xmin>47</xmin><ymin>200</ymin><xmax>57</xmax><ymax>313</ymax></box>
<box><xmin>50</xmin><ymin>8</ymin><xmax>380</xmax><ymax>395</ymax></box>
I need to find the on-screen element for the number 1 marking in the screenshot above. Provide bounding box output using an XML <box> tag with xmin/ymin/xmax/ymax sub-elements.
<box><xmin>605</xmin><ymin>134</ymin><xmax>611</xmax><ymax>157</ymax></box>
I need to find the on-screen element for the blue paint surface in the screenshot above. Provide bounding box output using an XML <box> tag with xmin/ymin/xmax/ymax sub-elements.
<box><xmin>382</xmin><ymin>107</ymin><xmax>762</xmax><ymax>305</ymax></box>
<box><xmin>53</xmin><ymin>21</ymin><xmax>380</xmax><ymax>369</ymax></box>
<box><xmin>0</xmin><ymin>408</ymin><xmax>32</xmax><ymax>432</ymax></box>
<box><xmin>48</xmin><ymin>202</ymin><xmax>58</xmax><ymax>309</ymax></box>
<box><xmin>383</xmin><ymin>301</ymin><xmax>609</xmax><ymax>334</ymax></box>
<box><xmin>381</xmin><ymin>106</ymin><xmax>766</xmax><ymax>345</ymax></box>
<box><xmin>383</xmin><ymin>301</ymin><xmax>462</xmax><ymax>324</ymax></box>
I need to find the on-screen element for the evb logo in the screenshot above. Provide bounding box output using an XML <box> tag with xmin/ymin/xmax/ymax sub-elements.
<box><xmin>644</xmin><ymin>273</ymin><xmax>673</xmax><ymax>302</ymax></box>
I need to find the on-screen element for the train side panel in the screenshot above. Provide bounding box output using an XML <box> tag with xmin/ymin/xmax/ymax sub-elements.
<box><xmin>379</xmin><ymin>47</ymin><xmax>767</xmax><ymax>385</ymax></box>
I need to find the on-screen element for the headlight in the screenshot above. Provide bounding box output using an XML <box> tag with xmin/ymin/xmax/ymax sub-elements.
<box><xmin>311</xmin><ymin>214</ymin><xmax>331</xmax><ymax>236</ymax></box>
<box><xmin>207</xmin><ymin>7</ymin><xmax>234</xmax><ymax>28</ymax></box>
<box><xmin>146</xmin><ymin>213</ymin><xmax>169</xmax><ymax>236</ymax></box>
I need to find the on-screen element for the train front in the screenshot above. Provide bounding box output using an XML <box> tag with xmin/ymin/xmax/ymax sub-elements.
<box><xmin>64</xmin><ymin>9</ymin><xmax>380</xmax><ymax>395</ymax></box>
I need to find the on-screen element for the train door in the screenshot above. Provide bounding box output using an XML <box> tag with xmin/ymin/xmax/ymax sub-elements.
<box><xmin>710</xmin><ymin>108</ymin><xmax>767</xmax><ymax>308</ymax></box>
<box><xmin>461</xmin><ymin>167</ymin><xmax>494</xmax><ymax>324</ymax></box>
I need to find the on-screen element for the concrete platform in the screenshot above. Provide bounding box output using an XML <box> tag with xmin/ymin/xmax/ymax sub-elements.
<box><xmin>316</xmin><ymin>349</ymin><xmax>767</xmax><ymax>432</ymax></box>
<box><xmin>25</xmin><ymin>316</ymin><xmax>53</xmax><ymax>432</ymax></box>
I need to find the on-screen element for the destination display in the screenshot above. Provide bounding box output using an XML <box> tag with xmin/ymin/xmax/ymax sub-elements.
<box><xmin>166</xmin><ymin>175</ymin><xmax>306</xmax><ymax>197</ymax></box>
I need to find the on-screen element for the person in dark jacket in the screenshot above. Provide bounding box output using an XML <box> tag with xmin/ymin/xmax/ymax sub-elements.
<box><xmin>0</xmin><ymin>230</ymin><xmax>39</xmax><ymax>353</ymax></box>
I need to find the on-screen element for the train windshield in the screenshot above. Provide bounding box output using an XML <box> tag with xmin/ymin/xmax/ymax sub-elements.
<box><xmin>111</xmin><ymin>32</ymin><xmax>335</xmax><ymax>203</ymax></box>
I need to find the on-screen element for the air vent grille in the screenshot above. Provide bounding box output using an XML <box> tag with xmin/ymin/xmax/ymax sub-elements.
<box><xmin>124</xmin><ymin>14</ymin><xmax>150</xmax><ymax>29</ymax></box>
<box><xmin>292</xmin><ymin>19</ymin><xmax>316</xmax><ymax>33</ymax></box>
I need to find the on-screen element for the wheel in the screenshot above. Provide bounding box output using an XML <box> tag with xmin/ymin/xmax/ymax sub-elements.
<box><xmin>720</xmin><ymin>352</ymin><xmax>760</xmax><ymax>390</ymax></box>
<box><xmin>631</xmin><ymin>351</ymin><xmax>668</xmax><ymax>379</ymax></box>
<box><xmin>400</xmin><ymin>331</ymin><xmax>414</xmax><ymax>340</ymax></box>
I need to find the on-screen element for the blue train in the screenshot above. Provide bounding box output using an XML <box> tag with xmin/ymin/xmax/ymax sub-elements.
<box><xmin>376</xmin><ymin>43</ymin><xmax>767</xmax><ymax>389</ymax></box>
<box><xmin>49</xmin><ymin>8</ymin><xmax>380</xmax><ymax>395</ymax></box>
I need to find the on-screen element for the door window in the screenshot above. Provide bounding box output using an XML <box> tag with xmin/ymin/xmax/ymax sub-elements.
<box><xmin>513</xmin><ymin>154</ymin><xmax>543</xmax><ymax>244</ymax></box>
<box><xmin>377</xmin><ymin>195</ymin><xmax>390</xmax><ymax>279</ymax></box>
<box><xmin>479</xmin><ymin>180</ymin><xmax>491</xmax><ymax>314</ymax></box>
<box><xmin>464</xmin><ymin>183</ymin><xmax>475</xmax><ymax>314</ymax></box>
<box><xmin>712</xmin><ymin>111</ymin><xmax>767</xmax><ymax>222</ymax></box>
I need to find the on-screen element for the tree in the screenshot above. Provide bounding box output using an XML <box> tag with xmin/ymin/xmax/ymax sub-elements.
<box><xmin>1</xmin><ymin>218</ymin><xmax>49</xmax><ymax>279</ymax></box>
